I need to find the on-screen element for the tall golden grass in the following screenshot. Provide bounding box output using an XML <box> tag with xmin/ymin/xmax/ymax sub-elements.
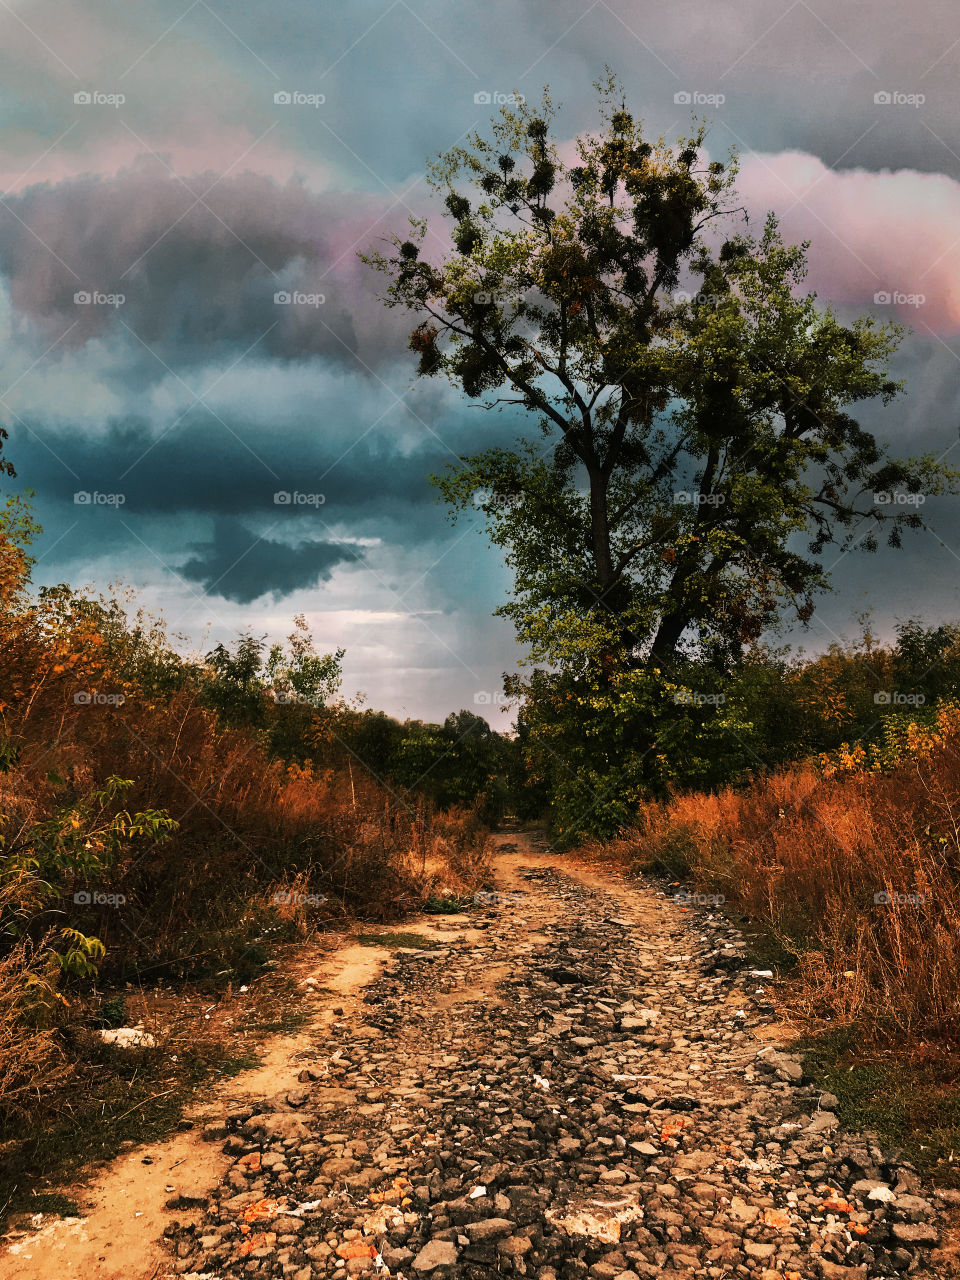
<box><xmin>1</xmin><ymin>575</ymin><xmax>490</xmax><ymax>991</ymax></box>
<box><xmin>603</xmin><ymin>703</ymin><xmax>960</xmax><ymax>1046</ymax></box>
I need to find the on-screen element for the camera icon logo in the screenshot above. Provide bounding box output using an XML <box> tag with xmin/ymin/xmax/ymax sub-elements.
<box><xmin>274</xmin><ymin>491</ymin><xmax>292</xmax><ymax>504</ymax></box>
<box><xmin>74</xmin><ymin>691</ymin><xmax>92</xmax><ymax>704</ymax></box>
<box><xmin>74</xmin><ymin>291</ymin><xmax>92</xmax><ymax>305</ymax></box>
<box><xmin>274</xmin><ymin>291</ymin><xmax>291</xmax><ymax>304</ymax></box>
<box><xmin>474</xmin><ymin>91</ymin><xmax>492</xmax><ymax>105</ymax></box>
<box><xmin>874</xmin><ymin>690</ymin><xmax>892</xmax><ymax>705</ymax></box>
<box><xmin>73</xmin><ymin>890</ymin><xmax>92</xmax><ymax>904</ymax></box>
<box><xmin>873</xmin><ymin>890</ymin><xmax>892</xmax><ymax>904</ymax></box>
<box><xmin>874</xmin><ymin>291</ymin><xmax>891</xmax><ymax>304</ymax></box>
<box><xmin>274</xmin><ymin>91</ymin><xmax>292</xmax><ymax>105</ymax></box>
<box><xmin>473</xmin><ymin>691</ymin><xmax>492</xmax><ymax>705</ymax></box>
<box><xmin>874</xmin><ymin>91</ymin><xmax>892</xmax><ymax>105</ymax></box>
<box><xmin>73</xmin><ymin>491</ymin><xmax>92</xmax><ymax>505</ymax></box>
<box><xmin>74</xmin><ymin>91</ymin><xmax>92</xmax><ymax>105</ymax></box>
<box><xmin>674</xmin><ymin>91</ymin><xmax>692</xmax><ymax>104</ymax></box>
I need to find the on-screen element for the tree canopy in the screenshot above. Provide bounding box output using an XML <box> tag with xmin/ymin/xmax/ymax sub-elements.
<box><xmin>364</xmin><ymin>77</ymin><xmax>954</xmax><ymax>677</ymax></box>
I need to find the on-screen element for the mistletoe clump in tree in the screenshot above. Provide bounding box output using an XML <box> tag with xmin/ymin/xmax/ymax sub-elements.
<box><xmin>363</xmin><ymin>77</ymin><xmax>955</xmax><ymax>834</ymax></box>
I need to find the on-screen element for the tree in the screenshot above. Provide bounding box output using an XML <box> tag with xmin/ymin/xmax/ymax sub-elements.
<box><xmin>203</xmin><ymin>620</ymin><xmax>343</xmax><ymax>741</ymax></box>
<box><xmin>364</xmin><ymin>77</ymin><xmax>955</xmax><ymax>677</ymax></box>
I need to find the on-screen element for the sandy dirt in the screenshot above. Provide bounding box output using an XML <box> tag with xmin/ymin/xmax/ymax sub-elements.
<box><xmin>0</xmin><ymin>912</ymin><xmax>485</xmax><ymax>1280</ymax></box>
<box><xmin>3</xmin><ymin>831</ymin><xmax>954</xmax><ymax>1279</ymax></box>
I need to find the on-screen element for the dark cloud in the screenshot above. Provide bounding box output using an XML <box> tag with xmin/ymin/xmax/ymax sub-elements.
<box><xmin>6</xmin><ymin>393</ymin><xmax>496</xmax><ymax>537</ymax></box>
<box><xmin>177</xmin><ymin>516</ymin><xmax>355</xmax><ymax>604</ymax></box>
<box><xmin>0</xmin><ymin>165</ymin><xmax>415</xmax><ymax>373</ymax></box>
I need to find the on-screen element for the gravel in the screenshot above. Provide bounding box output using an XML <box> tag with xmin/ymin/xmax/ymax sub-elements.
<box><xmin>162</xmin><ymin>860</ymin><xmax>943</xmax><ymax>1279</ymax></box>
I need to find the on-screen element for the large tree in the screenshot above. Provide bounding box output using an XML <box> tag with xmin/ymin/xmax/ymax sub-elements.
<box><xmin>364</xmin><ymin>80</ymin><xmax>952</xmax><ymax>678</ymax></box>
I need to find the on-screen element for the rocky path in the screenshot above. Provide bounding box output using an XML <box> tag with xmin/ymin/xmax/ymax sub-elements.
<box><xmin>9</xmin><ymin>833</ymin><xmax>953</xmax><ymax>1279</ymax></box>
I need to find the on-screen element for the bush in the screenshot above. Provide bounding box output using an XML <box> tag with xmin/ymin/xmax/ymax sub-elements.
<box><xmin>602</xmin><ymin>700</ymin><xmax>960</xmax><ymax>1046</ymax></box>
<box><xmin>513</xmin><ymin>620</ymin><xmax>960</xmax><ymax>841</ymax></box>
<box><xmin>0</xmin><ymin>509</ymin><xmax>495</xmax><ymax>1139</ymax></box>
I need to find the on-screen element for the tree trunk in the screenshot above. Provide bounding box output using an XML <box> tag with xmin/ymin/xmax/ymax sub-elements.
<box><xmin>648</xmin><ymin>609</ymin><xmax>687</xmax><ymax>667</ymax></box>
<box><xmin>587</xmin><ymin>467</ymin><xmax>615</xmax><ymax>597</ymax></box>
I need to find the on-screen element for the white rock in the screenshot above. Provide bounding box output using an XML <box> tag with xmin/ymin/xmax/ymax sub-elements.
<box><xmin>868</xmin><ymin>1186</ymin><xmax>896</xmax><ymax>1202</ymax></box>
<box><xmin>98</xmin><ymin>1026</ymin><xmax>157</xmax><ymax>1049</ymax></box>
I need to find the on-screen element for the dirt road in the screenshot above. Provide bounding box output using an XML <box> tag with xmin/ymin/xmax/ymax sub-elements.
<box><xmin>1</xmin><ymin>833</ymin><xmax>951</xmax><ymax>1279</ymax></box>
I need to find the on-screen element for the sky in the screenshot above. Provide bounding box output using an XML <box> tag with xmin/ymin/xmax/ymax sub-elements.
<box><xmin>4</xmin><ymin>0</ymin><xmax>960</xmax><ymax>723</ymax></box>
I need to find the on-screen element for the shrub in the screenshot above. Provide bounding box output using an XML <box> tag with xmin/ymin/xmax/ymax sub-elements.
<box><xmin>607</xmin><ymin>704</ymin><xmax>960</xmax><ymax>1045</ymax></box>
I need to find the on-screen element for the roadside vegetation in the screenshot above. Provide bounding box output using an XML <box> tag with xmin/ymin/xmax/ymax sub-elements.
<box><xmin>370</xmin><ymin>77</ymin><xmax>960</xmax><ymax>1178</ymax></box>
<box><xmin>0</xmin><ymin>486</ymin><xmax>506</xmax><ymax>1217</ymax></box>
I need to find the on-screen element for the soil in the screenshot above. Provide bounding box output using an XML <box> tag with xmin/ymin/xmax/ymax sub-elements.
<box><xmin>1</xmin><ymin>831</ymin><xmax>954</xmax><ymax>1280</ymax></box>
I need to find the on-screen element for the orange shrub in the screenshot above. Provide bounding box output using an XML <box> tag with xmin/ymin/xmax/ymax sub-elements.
<box><xmin>610</xmin><ymin>719</ymin><xmax>960</xmax><ymax>1045</ymax></box>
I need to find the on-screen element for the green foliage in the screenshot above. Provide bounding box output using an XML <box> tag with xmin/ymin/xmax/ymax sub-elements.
<box><xmin>202</xmin><ymin>615</ymin><xmax>344</xmax><ymax>739</ymax></box>
<box><xmin>96</xmin><ymin>995</ymin><xmax>127</xmax><ymax>1029</ymax></box>
<box><xmin>366</xmin><ymin>78</ymin><xmax>955</xmax><ymax>678</ymax></box>
<box><xmin>512</xmin><ymin>619</ymin><xmax>960</xmax><ymax>841</ymax></box>
<box><xmin>1</xmin><ymin>774</ymin><xmax>180</xmax><ymax>1015</ymax></box>
<box><xmin>423</xmin><ymin>893</ymin><xmax>473</xmax><ymax>914</ymax></box>
<box><xmin>315</xmin><ymin>705</ymin><xmax>518</xmax><ymax>821</ymax></box>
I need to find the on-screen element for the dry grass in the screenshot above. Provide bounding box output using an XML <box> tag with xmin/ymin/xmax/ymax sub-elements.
<box><xmin>594</xmin><ymin>704</ymin><xmax>960</xmax><ymax>1047</ymax></box>
<box><xmin>0</xmin><ymin>685</ymin><xmax>492</xmax><ymax>975</ymax></box>
<box><xmin>0</xmin><ymin>938</ymin><xmax>73</xmax><ymax>1124</ymax></box>
<box><xmin>0</xmin><ymin>581</ymin><xmax>492</xmax><ymax>1152</ymax></box>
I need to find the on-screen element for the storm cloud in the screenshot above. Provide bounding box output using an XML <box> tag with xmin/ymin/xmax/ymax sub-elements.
<box><xmin>2</xmin><ymin>0</ymin><xmax>960</xmax><ymax>718</ymax></box>
<box><xmin>177</xmin><ymin>516</ymin><xmax>355</xmax><ymax>604</ymax></box>
<box><xmin>0</xmin><ymin>166</ymin><xmax>416</xmax><ymax>371</ymax></box>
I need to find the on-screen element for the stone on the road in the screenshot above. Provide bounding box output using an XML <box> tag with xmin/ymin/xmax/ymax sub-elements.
<box><xmin>161</xmin><ymin>839</ymin><xmax>944</xmax><ymax>1280</ymax></box>
<box><xmin>412</xmin><ymin>1238</ymin><xmax>459</xmax><ymax>1271</ymax></box>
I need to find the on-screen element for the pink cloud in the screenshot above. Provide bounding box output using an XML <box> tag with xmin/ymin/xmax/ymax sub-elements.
<box><xmin>738</xmin><ymin>151</ymin><xmax>960</xmax><ymax>332</ymax></box>
<box><xmin>0</xmin><ymin>131</ymin><xmax>329</xmax><ymax>196</ymax></box>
